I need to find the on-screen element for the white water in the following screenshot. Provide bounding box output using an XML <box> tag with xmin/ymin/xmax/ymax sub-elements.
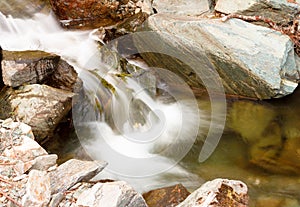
<box><xmin>0</xmin><ymin>12</ymin><xmax>207</xmax><ymax>191</ymax></box>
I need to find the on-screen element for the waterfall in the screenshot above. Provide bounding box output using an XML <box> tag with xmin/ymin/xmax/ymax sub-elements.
<box><xmin>0</xmin><ymin>11</ymin><xmax>206</xmax><ymax>191</ymax></box>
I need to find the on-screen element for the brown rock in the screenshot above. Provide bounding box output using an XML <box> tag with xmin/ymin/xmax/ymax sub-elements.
<box><xmin>49</xmin><ymin>0</ymin><xmax>146</xmax><ymax>29</ymax></box>
<box><xmin>1</xmin><ymin>50</ymin><xmax>60</xmax><ymax>87</ymax></box>
<box><xmin>143</xmin><ymin>184</ymin><xmax>190</xmax><ymax>207</ymax></box>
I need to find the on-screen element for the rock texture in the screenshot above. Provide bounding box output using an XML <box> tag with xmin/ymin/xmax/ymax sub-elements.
<box><xmin>215</xmin><ymin>0</ymin><xmax>299</xmax><ymax>23</ymax></box>
<box><xmin>22</xmin><ymin>170</ymin><xmax>51</xmax><ymax>207</ymax></box>
<box><xmin>49</xmin><ymin>159</ymin><xmax>107</xmax><ymax>194</ymax></box>
<box><xmin>75</xmin><ymin>181</ymin><xmax>148</xmax><ymax>207</ymax></box>
<box><xmin>0</xmin><ymin>119</ymin><xmax>112</xmax><ymax>207</ymax></box>
<box><xmin>0</xmin><ymin>84</ymin><xmax>74</xmax><ymax>141</ymax></box>
<box><xmin>1</xmin><ymin>50</ymin><xmax>60</xmax><ymax>87</ymax></box>
<box><xmin>177</xmin><ymin>178</ymin><xmax>249</xmax><ymax>207</ymax></box>
<box><xmin>137</xmin><ymin>14</ymin><xmax>299</xmax><ymax>99</ymax></box>
<box><xmin>49</xmin><ymin>0</ymin><xmax>152</xmax><ymax>29</ymax></box>
<box><xmin>1</xmin><ymin>50</ymin><xmax>81</xmax><ymax>92</ymax></box>
<box><xmin>152</xmin><ymin>0</ymin><xmax>211</xmax><ymax>16</ymax></box>
<box><xmin>143</xmin><ymin>184</ymin><xmax>191</xmax><ymax>207</ymax></box>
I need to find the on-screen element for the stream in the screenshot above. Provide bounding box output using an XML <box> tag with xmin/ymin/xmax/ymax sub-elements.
<box><xmin>1</xmin><ymin>1</ymin><xmax>300</xmax><ymax>207</ymax></box>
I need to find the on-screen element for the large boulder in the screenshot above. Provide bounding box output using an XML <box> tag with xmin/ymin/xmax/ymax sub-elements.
<box><xmin>136</xmin><ymin>14</ymin><xmax>299</xmax><ymax>99</ymax></box>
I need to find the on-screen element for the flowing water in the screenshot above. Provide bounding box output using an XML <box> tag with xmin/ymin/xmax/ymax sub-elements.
<box><xmin>1</xmin><ymin>2</ymin><xmax>300</xmax><ymax>207</ymax></box>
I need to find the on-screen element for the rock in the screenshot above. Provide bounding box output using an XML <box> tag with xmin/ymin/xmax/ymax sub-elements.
<box><xmin>2</xmin><ymin>135</ymin><xmax>47</xmax><ymax>163</ymax></box>
<box><xmin>177</xmin><ymin>178</ymin><xmax>249</xmax><ymax>207</ymax></box>
<box><xmin>143</xmin><ymin>183</ymin><xmax>190</xmax><ymax>207</ymax></box>
<box><xmin>229</xmin><ymin>100</ymin><xmax>300</xmax><ymax>174</ymax></box>
<box><xmin>0</xmin><ymin>119</ymin><xmax>47</xmax><ymax>176</ymax></box>
<box><xmin>1</xmin><ymin>50</ymin><xmax>60</xmax><ymax>87</ymax></box>
<box><xmin>46</xmin><ymin>59</ymin><xmax>82</xmax><ymax>93</ymax></box>
<box><xmin>1</xmin><ymin>50</ymin><xmax>81</xmax><ymax>92</ymax></box>
<box><xmin>48</xmin><ymin>193</ymin><xmax>64</xmax><ymax>207</ymax></box>
<box><xmin>215</xmin><ymin>0</ymin><xmax>299</xmax><ymax>23</ymax></box>
<box><xmin>0</xmin><ymin>84</ymin><xmax>74</xmax><ymax>141</ymax></box>
<box><xmin>22</xmin><ymin>170</ymin><xmax>51</xmax><ymax>207</ymax></box>
<box><xmin>153</xmin><ymin>0</ymin><xmax>211</xmax><ymax>16</ymax></box>
<box><xmin>31</xmin><ymin>154</ymin><xmax>58</xmax><ymax>171</ymax></box>
<box><xmin>76</xmin><ymin>181</ymin><xmax>148</xmax><ymax>207</ymax></box>
<box><xmin>49</xmin><ymin>0</ymin><xmax>152</xmax><ymax>29</ymax></box>
<box><xmin>49</xmin><ymin>159</ymin><xmax>107</xmax><ymax>194</ymax></box>
<box><xmin>137</xmin><ymin>14</ymin><xmax>299</xmax><ymax>99</ymax></box>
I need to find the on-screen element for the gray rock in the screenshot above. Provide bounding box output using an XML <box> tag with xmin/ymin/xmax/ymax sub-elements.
<box><xmin>153</xmin><ymin>0</ymin><xmax>211</xmax><ymax>16</ymax></box>
<box><xmin>48</xmin><ymin>193</ymin><xmax>64</xmax><ymax>207</ymax></box>
<box><xmin>137</xmin><ymin>14</ymin><xmax>299</xmax><ymax>99</ymax></box>
<box><xmin>177</xmin><ymin>178</ymin><xmax>249</xmax><ymax>207</ymax></box>
<box><xmin>31</xmin><ymin>154</ymin><xmax>58</xmax><ymax>171</ymax></box>
<box><xmin>0</xmin><ymin>84</ymin><xmax>74</xmax><ymax>141</ymax></box>
<box><xmin>215</xmin><ymin>0</ymin><xmax>299</xmax><ymax>23</ymax></box>
<box><xmin>49</xmin><ymin>159</ymin><xmax>107</xmax><ymax>194</ymax></box>
<box><xmin>1</xmin><ymin>50</ymin><xmax>60</xmax><ymax>87</ymax></box>
<box><xmin>76</xmin><ymin>181</ymin><xmax>148</xmax><ymax>207</ymax></box>
<box><xmin>22</xmin><ymin>170</ymin><xmax>51</xmax><ymax>207</ymax></box>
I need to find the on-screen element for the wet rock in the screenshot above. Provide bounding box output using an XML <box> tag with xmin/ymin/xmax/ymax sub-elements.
<box><xmin>143</xmin><ymin>183</ymin><xmax>190</xmax><ymax>207</ymax></box>
<box><xmin>153</xmin><ymin>0</ymin><xmax>211</xmax><ymax>16</ymax></box>
<box><xmin>215</xmin><ymin>0</ymin><xmax>299</xmax><ymax>23</ymax></box>
<box><xmin>1</xmin><ymin>50</ymin><xmax>60</xmax><ymax>87</ymax></box>
<box><xmin>229</xmin><ymin>100</ymin><xmax>300</xmax><ymax>174</ymax></box>
<box><xmin>75</xmin><ymin>181</ymin><xmax>147</xmax><ymax>207</ymax></box>
<box><xmin>49</xmin><ymin>0</ymin><xmax>152</xmax><ymax>29</ymax></box>
<box><xmin>0</xmin><ymin>84</ymin><xmax>74</xmax><ymax>141</ymax></box>
<box><xmin>22</xmin><ymin>170</ymin><xmax>51</xmax><ymax>207</ymax></box>
<box><xmin>137</xmin><ymin>14</ymin><xmax>299</xmax><ymax>99</ymax></box>
<box><xmin>177</xmin><ymin>178</ymin><xmax>249</xmax><ymax>207</ymax></box>
<box><xmin>31</xmin><ymin>154</ymin><xmax>58</xmax><ymax>171</ymax></box>
<box><xmin>49</xmin><ymin>159</ymin><xmax>107</xmax><ymax>194</ymax></box>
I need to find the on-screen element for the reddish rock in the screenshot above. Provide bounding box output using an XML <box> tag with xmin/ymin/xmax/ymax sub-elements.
<box><xmin>143</xmin><ymin>184</ymin><xmax>190</xmax><ymax>207</ymax></box>
<box><xmin>49</xmin><ymin>0</ymin><xmax>146</xmax><ymax>29</ymax></box>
